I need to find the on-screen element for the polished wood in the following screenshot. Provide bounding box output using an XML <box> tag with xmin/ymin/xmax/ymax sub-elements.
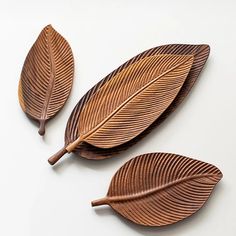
<box><xmin>65</xmin><ymin>44</ymin><xmax>210</xmax><ymax>160</ymax></box>
<box><xmin>18</xmin><ymin>24</ymin><xmax>74</xmax><ymax>135</ymax></box>
<box><xmin>49</xmin><ymin>44</ymin><xmax>210</xmax><ymax>165</ymax></box>
<box><xmin>92</xmin><ymin>152</ymin><xmax>222</xmax><ymax>226</ymax></box>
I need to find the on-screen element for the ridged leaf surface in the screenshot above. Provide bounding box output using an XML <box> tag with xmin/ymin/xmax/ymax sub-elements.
<box><xmin>64</xmin><ymin>54</ymin><xmax>193</xmax><ymax>154</ymax></box>
<box><xmin>18</xmin><ymin>25</ymin><xmax>74</xmax><ymax>135</ymax></box>
<box><xmin>65</xmin><ymin>44</ymin><xmax>210</xmax><ymax>159</ymax></box>
<box><xmin>92</xmin><ymin>153</ymin><xmax>222</xmax><ymax>226</ymax></box>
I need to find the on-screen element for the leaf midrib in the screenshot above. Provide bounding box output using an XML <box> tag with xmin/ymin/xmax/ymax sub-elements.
<box><xmin>80</xmin><ymin>55</ymin><xmax>193</xmax><ymax>141</ymax></box>
<box><xmin>107</xmin><ymin>173</ymin><xmax>218</xmax><ymax>203</ymax></box>
<box><xmin>41</xmin><ymin>25</ymin><xmax>56</xmax><ymax>120</ymax></box>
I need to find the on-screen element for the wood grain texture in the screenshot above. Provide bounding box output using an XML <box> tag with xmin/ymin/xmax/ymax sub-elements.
<box><xmin>64</xmin><ymin>44</ymin><xmax>210</xmax><ymax>160</ymax></box>
<box><xmin>48</xmin><ymin>51</ymin><xmax>194</xmax><ymax>165</ymax></box>
<box><xmin>18</xmin><ymin>24</ymin><xmax>74</xmax><ymax>135</ymax></box>
<box><xmin>92</xmin><ymin>153</ymin><xmax>222</xmax><ymax>226</ymax></box>
<box><xmin>73</xmin><ymin>54</ymin><xmax>193</xmax><ymax>149</ymax></box>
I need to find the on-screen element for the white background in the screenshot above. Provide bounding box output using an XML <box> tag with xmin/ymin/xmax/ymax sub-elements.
<box><xmin>0</xmin><ymin>0</ymin><xmax>235</xmax><ymax>235</ymax></box>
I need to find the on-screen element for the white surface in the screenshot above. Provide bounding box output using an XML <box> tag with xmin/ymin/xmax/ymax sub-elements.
<box><xmin>0</xmin><ymin>0</ymin><xmax>235</xmax><ymax>235</ymax></box>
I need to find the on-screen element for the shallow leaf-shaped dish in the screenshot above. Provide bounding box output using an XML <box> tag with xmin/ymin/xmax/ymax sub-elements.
<box><xmin>48</xmin><ymin>44</ymin><xmax>210</xmax><ymax>165</ymax></box>
<box><xmin>18</xmin><ymin>25</ymin><xmax>74</xmax><ymax>135</ymax></box>
<box><xmin>92</xmin><ymin>152</ymin><xmax>222</xmax><ymax>226</ymax></box>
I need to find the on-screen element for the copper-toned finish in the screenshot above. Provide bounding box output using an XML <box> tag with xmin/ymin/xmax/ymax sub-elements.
<box><xmin>18</xmin><ymin>25</ymin><xmax>74</xmax><ymax>135</ymax></box>
<box><xmin>92</xmin><ymin>153</ymin><xmax>222</xmax><ymax>226</ymax></box>
<box><xmin>64</xmin><ymin>44</ymin><xmax>210</xmax><ymax>160</ymax></box>
<box><xmin>49</xmin><ymin>52</ymin><xmax>194</xmax><ymax>165</ymax></box>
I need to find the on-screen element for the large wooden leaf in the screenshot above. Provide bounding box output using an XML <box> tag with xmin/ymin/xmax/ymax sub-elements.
<box><xmin>64</xmin><ymin>44</ymin><xmax>210</xmax><ymax>160</ymax></box>
<box><xmin>92</xmin><ymin>153</ymin><xmax>222</xmax><ymax>226</ymax></box>
<box><xmin>76</xmin><ymin>54</ymin><xmax>193</xmax><ymax>148</ymax></box>
<box><xmin>48</xmin><ymin>53</ymin><xmax>194</xmax><ymax>164</ymax></box>
<box><xmin>18</xmin><ymin>24</ymin><xmax>74</xmax><ymax>135</ymax></box>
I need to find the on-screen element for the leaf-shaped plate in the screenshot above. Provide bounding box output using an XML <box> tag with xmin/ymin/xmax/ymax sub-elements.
<box><xmin>64</xmin><ymin>44</ymin><xmax>210</xmax><ymax>160</ymax></box>
<box><xmin>18</xmin><ymin>25</ymin><xmax>74</xmax><ymax>135</ymax></box>
<box><xmin>92</xmin><ymin>153</ymin><xmax>222</xmax><ymax>226</ymax></box>
<box><xmin>48</xmin><ymin>52</ymin><xmax>194</xmax><ymax>164</ymax></box>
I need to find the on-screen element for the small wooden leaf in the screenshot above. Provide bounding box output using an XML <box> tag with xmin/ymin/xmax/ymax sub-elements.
<box><xmin>18</xmin><ymin>25</ymin><xmax>74</xmax><ymax>135</ymax></box>
<box><xmin>48</xmin><ymin>52</ymin><xmax>194</xmax><ymax>164</ymax></box>
<box><xmin>92</xmin><ymin>153</ymin><xmax>222</xmax><ymax>226</ymax></box>
<box><xmin>64</xmin><ymin>44</ymin><xmax>210</xmax><ymax>161</ymax></box>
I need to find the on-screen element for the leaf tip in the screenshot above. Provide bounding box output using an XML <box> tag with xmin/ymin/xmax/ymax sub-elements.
<box><xmin>198</xmin><ymin>44</ymin><xmax>210</xmax><ymax>56</ymax></box>
<box><xmin>45</xmin><ymin>24</ymin><xmax>53</xmax><ymax>29</ymax></box>
<box><xmin>218</xmin><ymin>169</ymin><xmax>223</xmax><ymax>180</ymax></box>
<box><xmin>202</xmin><ymin>44</ymin><xmax>210</xmax><ymax>51</ymax></box>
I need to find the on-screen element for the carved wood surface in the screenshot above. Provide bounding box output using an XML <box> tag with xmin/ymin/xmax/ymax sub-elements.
<box><xmin>18</xmin><ymin>25</ymin><xmax>74</xmax><ymax>135</ymax></box>
<box><xmin>65</xmin><ymin>44</ymin><xmax>209</xmax><ymax>159</ymax></box>
<box><xmin>48</xmin><ymin>44</ymin><xmax>210</xmax><ymax>165</ymax></box>
<box><xmin>92</xmin><ymin>152</ymin><xmax>222</xmax><ymax>226</ymax></box>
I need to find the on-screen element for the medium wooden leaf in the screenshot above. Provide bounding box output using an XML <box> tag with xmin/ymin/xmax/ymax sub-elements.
<box><xmin>64</xmin><ymin>44</ymin><xmax>210</xmax><ymax>160</ymax></box>
<box><xmin>48</xmin><ymin>53</ymin><xmax>194</xmax><ymax>164</ymax></box>
<box><xmin>18</xmin><ymin>24</ymin><xmax>74</xmax><ymax>135</ymax></box>
<box><xmin>92</xmin><ymin>153</ymin><xmax>222</xmax><ymax>226</ymax></box>
<box><xmin>76</xmin><ymin>54</ymin><xmax>193</xmax><ymax>148</ymax></box>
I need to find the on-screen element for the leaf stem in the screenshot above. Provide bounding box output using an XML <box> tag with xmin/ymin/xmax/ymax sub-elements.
<box><xmin>48</xmin><ymin>147</ymin><xmax>68</xmax><ymax>165</ymax></box>
<box><xmin>38</xmin><ymin>120</ymin><xmax>46</xmax><ymax>136</ymax></box>
<box><xmin>91</xmin><ymin>197</ymin><xmax>109</xmax><ymax>207</ymax></box>
<box><xmin>65</xmin><ymin>136</ymin><xmax>83</xmax><ymax>152</ymax></box>
<box><xmin>48</xmin><ymin>136</ymin><xmax>83</xmax><ymax>165</ymax></box>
